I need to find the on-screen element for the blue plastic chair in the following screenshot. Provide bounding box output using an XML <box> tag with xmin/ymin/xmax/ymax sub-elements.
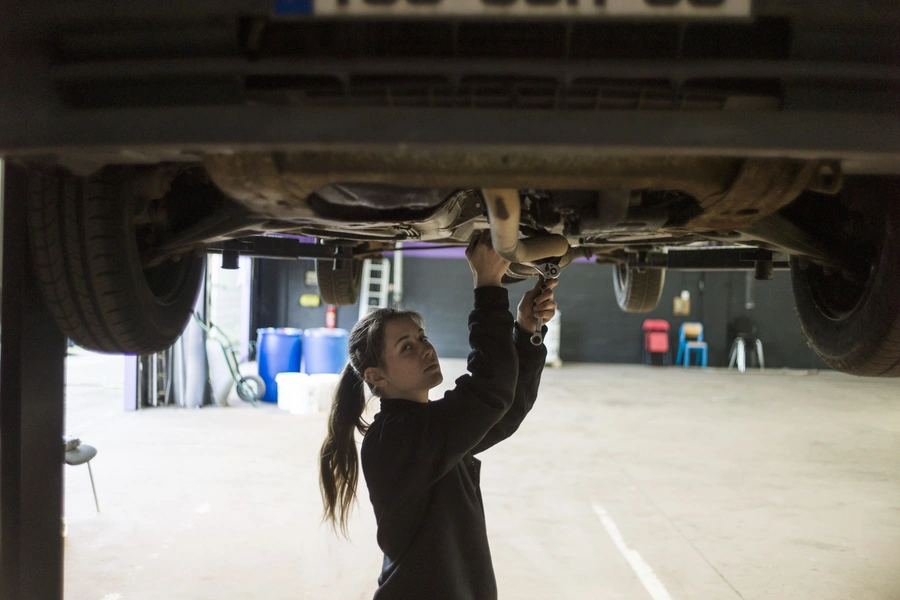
<box><xmin>675</xmin><ymin>322</ymin><xmax>708</xmax><ymax>368</ymax></box>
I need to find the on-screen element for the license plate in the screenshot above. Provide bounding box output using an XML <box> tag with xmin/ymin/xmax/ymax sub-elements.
<box><xmin>273</xmin><ymin>0</ymin><xmax>751</xmax><ymax>18</ymax></box>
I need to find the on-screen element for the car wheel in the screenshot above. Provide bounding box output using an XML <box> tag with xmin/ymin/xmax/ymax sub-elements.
<box><xmin>236</xmin><ymin>375</ymin><xmax>266</xmax><ymax>403</ymax></box>
<box><xmin>27</xmin><ymin>167</ymin><xmax>204</xmax><ymax>354</ymax></box>
<box><xmin>613</xmin><ymin>264</ymin><xmax>666</xmax><ymax>313</ymax></box>
<box><xmin>316</xmin><ymin>258</ymin><xmax>362</xmax><ymax>306</ymax></box>
<box><xmin>789</xmin><ymin>186</ymin><xmax>900</xmax><ymax>376</ymax></box>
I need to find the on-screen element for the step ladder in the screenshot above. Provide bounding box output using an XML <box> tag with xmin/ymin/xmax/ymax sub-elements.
<box><xmin>137</xmin><ymin>350</ymin><xmax>170</xmax><ymax>407</ymax></box>
<box><xmin>359</xmin><ymin>258</ymin><xmax>392</xmax><ymax>320</ymax></box>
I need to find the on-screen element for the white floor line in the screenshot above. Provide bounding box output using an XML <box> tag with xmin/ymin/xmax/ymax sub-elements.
<box><xmin>592</xmin><ymin>503</ymin><xmax>673</xmax><ymax>600</ymax></box>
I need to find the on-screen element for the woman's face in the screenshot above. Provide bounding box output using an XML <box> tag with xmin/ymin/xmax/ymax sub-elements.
<box><xmin>370</xmin><ymin>316</ymin><xmax>442</xmax><ymax>403</ymax></box>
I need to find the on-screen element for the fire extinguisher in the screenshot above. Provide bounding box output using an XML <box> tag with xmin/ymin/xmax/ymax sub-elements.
<box><xmin>325</xmin><ymin>305</ymin><xmax>336</xmax><ymax>329</ymax></box>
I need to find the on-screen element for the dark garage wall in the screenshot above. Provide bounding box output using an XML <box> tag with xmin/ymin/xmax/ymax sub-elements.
<box><xmin>251</xmin><ymin>258</ymin><xmax>361</xmax><ymax>336</ymax></box>
<box><xmin>252</xmin><ymin>257</ymin><xmax>827</xmax><ymax>370</ymax></box>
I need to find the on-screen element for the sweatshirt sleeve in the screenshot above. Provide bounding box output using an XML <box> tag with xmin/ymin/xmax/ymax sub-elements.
<box><xmin>370</xmin><ymin>286</ymin><xmax>518</xmax><ymax>486</ymax></box>
<box><xmin>471</xmin><ymin>321</ymin><xmax>546</xmax><ymax>455</ymax></box>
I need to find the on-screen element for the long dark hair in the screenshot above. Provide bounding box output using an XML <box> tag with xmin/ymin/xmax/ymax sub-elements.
<box><xmin>319</xmin><ymin>307</ymin><xmax>424</xmax><ymax>536</ymax></box>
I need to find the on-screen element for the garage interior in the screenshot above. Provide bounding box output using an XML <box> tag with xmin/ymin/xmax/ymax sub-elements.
<box><xmin>47</xmin><ymin>247</ymin><xmax>899</xmax><ymax>599</ymax></box>
<box><xmin>2</xmin><ymin>3</ymin><xmax>900</xmax><ymax>598</ymax></box>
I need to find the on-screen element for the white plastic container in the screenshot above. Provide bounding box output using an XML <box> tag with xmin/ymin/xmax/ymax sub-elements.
<box><xmin>308</xmin><ymin>373</ymin><xmax>342</xmax><ymax>413</ymax></box>
<box><xmin>274</xmin><ymin>372</ymin><xmax>312</xmax><ymax>414</ymax></box>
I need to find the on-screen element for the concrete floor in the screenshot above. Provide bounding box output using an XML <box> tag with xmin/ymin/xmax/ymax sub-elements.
<box><xmin>63</xmin><ymin>349</ymin><xmax>900</xmax><ymax>600</ymax></box>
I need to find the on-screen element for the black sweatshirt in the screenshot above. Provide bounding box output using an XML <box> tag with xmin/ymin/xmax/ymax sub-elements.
<box><xmin>361</xmin><ymin>286</ymin><xmax>547</xmax><ymax>600</ymax></box>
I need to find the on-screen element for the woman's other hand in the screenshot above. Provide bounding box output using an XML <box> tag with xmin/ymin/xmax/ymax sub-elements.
<box><xmin>465</xmin><ymin>230</ymin><xmax>511</xmax><ymax>289</ymax></box>
<box><xmin>517</xmin><ymin>277</ymin><xmax>558</xmax><ymax>333</ymax></box>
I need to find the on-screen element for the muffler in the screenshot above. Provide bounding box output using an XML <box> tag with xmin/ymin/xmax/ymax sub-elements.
<box><xmin>481</xmin><ymin>188</ymin><xmax>570</xmax><ymax>263</ymax></box>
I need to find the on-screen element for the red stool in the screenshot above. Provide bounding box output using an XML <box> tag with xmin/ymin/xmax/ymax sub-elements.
<box><xmin>642</xmin><ymin>319</ymin><xmax>671</xmax><ymax>365</ymax></box>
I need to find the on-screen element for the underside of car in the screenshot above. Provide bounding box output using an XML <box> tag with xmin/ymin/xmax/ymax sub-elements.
<box><xmin>2</xmin><ymin>1</ymin><xmax>899</xmax><ymax>374</ymax></box>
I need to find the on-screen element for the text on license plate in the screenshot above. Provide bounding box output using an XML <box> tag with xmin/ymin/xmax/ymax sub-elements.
<box><xmin>274</xmin><ymin>0</ymin><xmax>752</xmax><ymax>18</ymax></box>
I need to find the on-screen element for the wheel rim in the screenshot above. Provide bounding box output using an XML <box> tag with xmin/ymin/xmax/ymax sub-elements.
<box><xmin>238</xmin><ymin>379</ymin><xmax>259</xmax><ymax>400</ymax></box>
<box><xmin>804</xmin><ymin>212</ymin><xmax>883</xmax><ymax>322</ymax></box>
<box><xmin>134</xmin><ymin>169</ymin><xmax>207</xmax><ymax>308</ymax></box>
<box><xmin>805</xmin><ymin>263</ymin><xmax>874</xmax><ymax>321</ymax></box>
<box><xmin>142</xmin><ymin>255</ymin><xmax>197</xmax><ymax>306</ymax></box>
<box><xmin>237</xmin><ymin>376</ymin><xmax>265</xmax><ymax>402</ymax></box>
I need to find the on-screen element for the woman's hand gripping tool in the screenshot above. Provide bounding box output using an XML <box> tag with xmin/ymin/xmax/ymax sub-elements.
<box><xmin>530</xmin><ymin>261</ymin><xmax>560</xmax><ymax>346</ymax></box>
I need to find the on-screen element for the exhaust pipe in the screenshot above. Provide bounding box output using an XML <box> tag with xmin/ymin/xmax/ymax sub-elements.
<box><xmin>481</xmin><ymin>188</ymin><xmax>570</xmax><ymax>263</ymax></box>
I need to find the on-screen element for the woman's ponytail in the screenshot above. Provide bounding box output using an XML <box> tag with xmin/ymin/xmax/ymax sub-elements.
<box><xmin>318</xmin><ymin>307</ymin><xmax>424</xmax><ymax>537</ymax></box>
<box><xmin>319</xmin><ymin>362</ymin><xmax>368</xmax><ymax>537</ymax></box>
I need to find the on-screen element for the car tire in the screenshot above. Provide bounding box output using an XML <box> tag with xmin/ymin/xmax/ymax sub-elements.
<box><xmin>236</xmin><ymin>375</ymin><xmax>266</xmax><ymax>403</ymax></box>
<box><xmin>317</xmin><ymin>258</ymin><xmax>362</xmax><ymax>306</ymax></box>
<box><xmin>27</xmin><ymin>167</ymin><xmax>205</xmax><ymax>354</ymax></box>
<box><xmin>613</xmin><ymin>264</ymin><xmax>666</xmax><ymax>313</ymax></box>
<box><xmin>789</xmin><ymin>185</ymin><xmax>900</xmax><ymax>376</ymax></box>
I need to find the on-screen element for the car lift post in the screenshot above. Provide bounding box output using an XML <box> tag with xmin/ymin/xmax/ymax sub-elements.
<box><xmin>1</xmin><ymin>162</ymin><xmax>67</xmax><ymax>600</ymax></box>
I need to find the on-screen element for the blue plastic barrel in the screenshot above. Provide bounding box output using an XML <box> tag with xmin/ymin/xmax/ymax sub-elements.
<box><xmin>257</xmin><ymin>328</ymin><xmax>303</xmax><ymax>402</ymax></box>
<box><xmin>303</xmin><ymin>328</ymin><xmax>350</xmax><ymax>375</ymax></box>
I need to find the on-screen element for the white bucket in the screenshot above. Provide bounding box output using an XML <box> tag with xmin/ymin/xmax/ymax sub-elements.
<box><xmin>308</xmin><ymin>373</ymin><xmax>341</xmax><ymax>413</ymax></box>
<box><xmin>275</xmin><ymin>372</ymin><xmax>313</xmax><ymax>414</ymax></box>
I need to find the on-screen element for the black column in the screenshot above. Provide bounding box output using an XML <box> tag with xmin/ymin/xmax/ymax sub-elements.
<box><xmin>1</xmin><ymin>163</ymin><xmax>67</xmax><ymax>599</ymax></box>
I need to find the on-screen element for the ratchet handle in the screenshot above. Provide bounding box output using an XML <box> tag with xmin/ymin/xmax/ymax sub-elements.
<box><xmin>530</xmin><ymin>317</ymin><xmax>544</xmax><ymax>346</ymax></box>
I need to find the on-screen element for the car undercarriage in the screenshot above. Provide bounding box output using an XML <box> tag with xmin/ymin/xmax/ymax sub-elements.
<box><xmin>2</xmin><ymin>1</ymin><xmax>899</xmax><ymax>374</ymax></box>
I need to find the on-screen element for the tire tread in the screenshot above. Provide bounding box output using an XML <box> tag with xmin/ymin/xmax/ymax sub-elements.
<box><xmin>317</xmin><ymin>259</ymin><xmax>362</xmax><ymax>306</ymax></box>
<box><xmin>27</xmin><ymin>167</ymin><xmax>203</xmax><ymax>354</ymax></box>
<box><xmin>614</xmin><ymin>267</ymin><xmax>666</xmax><ymax>313</ymax></box>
